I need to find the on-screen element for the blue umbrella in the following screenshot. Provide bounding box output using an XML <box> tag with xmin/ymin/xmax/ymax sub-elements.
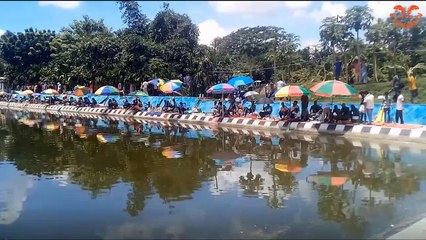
<box><xmin>227</xmin><ymin>76</ymin><xmax>254</xmax><ymax>87</ymax></box>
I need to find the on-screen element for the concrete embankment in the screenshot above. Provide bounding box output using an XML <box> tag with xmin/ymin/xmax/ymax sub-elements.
<box><xmin>2</xmin><ymin>102</ymin><xmax>426</xmax><ymax>144</ymax></box>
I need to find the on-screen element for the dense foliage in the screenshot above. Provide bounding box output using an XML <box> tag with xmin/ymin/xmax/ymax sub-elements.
<box><xmin>0</xmin><ymin>2</ymin><xmax>425</xmax><ymax>95</ymax></box>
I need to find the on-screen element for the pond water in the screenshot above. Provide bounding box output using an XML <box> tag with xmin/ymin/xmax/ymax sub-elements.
<box><xmin>1</xmin><ymin>110</ymin><xmax>426</xmax><ymax>239</ymax></box>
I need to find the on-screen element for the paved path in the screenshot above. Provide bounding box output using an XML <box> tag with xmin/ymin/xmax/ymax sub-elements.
<box><xmin>387</xmin><ymin>217</ymin><xmax>426</xmax><ymax>239</ymax></box>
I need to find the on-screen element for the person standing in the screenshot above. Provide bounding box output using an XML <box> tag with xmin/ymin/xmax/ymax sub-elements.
<box><xmin>408</xmin><ymin>72</ymin><xmax>417</xmax><ymax>103</ymax></box>
<box><xmin>395</xmin><ymin>93</ymin><xmax>404</xmax><ymax>124</ymax></box>
<box><xmin>353</xmin><ymin>57</ymin><xmax>361</xmax><ymax>84</ymax></box>
<box><xmin>383</xmin><ymin>93</ymin><xmax>391</xmax><ymax>123</ymax></box>
<box><xmin>334</xmin><ymin>58</ymin><xmax>343</xmax><ymax>80</ymax></box>
<box><xmin>363</xmin><ymin>91</ymin><xmax>375</xmax><ymax>124</ymax></box>
<box><xmin>301</xmin><ymin>94</ymin><xmax>309</xmax><ymax>121</ymax></box>
<box><xmin>392</xmin><ymin>75</ymin><xmax>403</xmax><ymax>102</ymax></box>
<box><xmin>361</xmin><ymin>59</ymin><xmax>369</xmax><ymax>84</ymax></box>
<box><xmin>276</xmin><ymin>80</ymin><xmax>284</xmax><ymax>90</ymax></box>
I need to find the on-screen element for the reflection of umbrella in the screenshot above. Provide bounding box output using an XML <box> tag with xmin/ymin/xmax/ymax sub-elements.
<box><xmin>227</xmin><ymin>76</ymin><xmax>254</xmax><ymax>87</ymax></box>
<box><xmin>256</xmin><ymin>97</ymin><xmax>273</xmax><ymax>104</ymax></box>
<box><xmin>243</xmin><ymin>91</ymin><xmax>259</xmax><ymax>98</ymax></box>
<box><xmin>95</xmin><ymin>86</ymin><xmax>120</xmax><ymax>95</ymax></box>
<box><xmin>274</xmin><ymin>85</ymin><xmax>311</xmax><ymax>98</ymax></box>
<box><xmin>310</xmin><ymin>80</ymin><xmax>358</xmax><ymax>98</ymax></box>
<box><xmin>128</xmin><ymin>90</ymin><xmax>148</xmax><ymax>96</ymax></box>
<box><xmin>162</xmin><ymin>146</ymin><xmax>183</xmax><ymax>159</ymax></box>
<box><xmin>75</xmin><ymin>126</ymin><xmax>85</xmax><ymax>135</ymax></box>
<box><xmin>275</xmin><ymin>163</ymin><xmax>302</xmax><ymax>173</ymax></box>
<box><xmin>310</xmin><ymin>175</ymin><xmax>348</xmax><ymax>186</ymax></box>
<box><xmin>44</xmin><ymin>123</ymin><xmax>59</xmax><ymax>131</ymax></box>
<box><xmin>160</xmin><ymin>81</ymin><xmax>182</xmax><ymax>94</ymax></box>
<box><xmin>96</xmin><ymin>133</ymin><xmax>120</xmax><ymax>143</ymax></box>
<box><xmin>73</xmin><ymin>87</ymin><xmax>91</xmax><ymax>96</ymax></box>
<box><xmin>206</xmin><ymin>83</ymin><xmax>236</xmax><ymax>94</ymax></box>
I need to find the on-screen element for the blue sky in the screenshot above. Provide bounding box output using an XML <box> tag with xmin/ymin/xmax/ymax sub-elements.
<box><xmin>0</xmin><ymin>1</ymin><xmax>425</xmax><ymax>47</ymax></box>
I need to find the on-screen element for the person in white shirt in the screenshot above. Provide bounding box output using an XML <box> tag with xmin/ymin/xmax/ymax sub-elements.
<box><xmin>395</xmin><ymin>93</ymin><xmax>404</xmax><ymax>124</ymax></box>
<box><xmin>363</xmin><ymin>91</ymin><xmax>375</xmax><ymax>124</ymax></box>
<box><xmin>276</xmin><ymin>80</ymin><xmax>284</xmax><ymax>90</ymax></box>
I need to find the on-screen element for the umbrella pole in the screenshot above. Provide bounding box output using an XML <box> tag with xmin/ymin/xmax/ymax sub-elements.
<box><xmin>221</xmin><ymin>92</ymin><xmax>224</xmax><ymax>118</ymax></box>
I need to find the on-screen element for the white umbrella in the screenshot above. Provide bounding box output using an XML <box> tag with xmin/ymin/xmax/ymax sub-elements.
<box><xmin>243</xmin><ymin>91</ymin><xmax>259</xmax><ymax>98</ymax></box>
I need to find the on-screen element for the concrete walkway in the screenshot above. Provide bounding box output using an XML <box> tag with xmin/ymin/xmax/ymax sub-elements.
<box><xmin>387</xmin><ymin>217</ymin><xmax>426</xmax><ymax>239</ymax></box>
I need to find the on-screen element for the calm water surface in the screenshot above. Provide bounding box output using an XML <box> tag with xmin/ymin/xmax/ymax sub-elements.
<box><xmin>1</xmin><ymin>110</ymin><xmax>426</xmax><ymax>239</ymax></box>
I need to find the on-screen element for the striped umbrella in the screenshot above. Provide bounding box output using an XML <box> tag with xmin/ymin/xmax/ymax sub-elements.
<box><xmin>95</xmin><ymin>86</ymin><xmax>120</xmax><ymax>95</ymax></box>
<box><xmin>73</xmin><ymin>87</ymin><xmax>91</xmax><ymax>96</ymax></box>
<box><xmin>22</xmin><ymin>90</ymin><xmax>34</xmax><ymax>95</ymax></box>
<box><xmin>160</xmin><ymin>81</ymin><xmax>182</xmax><ymax>94</ymax></box>
<box><xmin>170</xmin><ymin>79</ymin><xmax>183</xmax><ymax>84</ymax></box>
<box><xmin>148</xmin><ymin>78</ymin><xmax>165</xmax><ymax>86</ymax></box>
<box><xmin>274</xmin><ymin>85</ymin><xmax>310</xmax><ymax>98</ymax></box>
<box><xmin>128</xmin><ymin>90</ymin><xmax>149</xmax><ymax>97</ymax></box>
<box><xmin>206</xmin><ymin>83</ymin><xmax>236</xmax><ymax>95</ymax></box>
<box><xmin>41</xmin><ymin>89</ymin><xmax>59</xmax><ymax>95</ymax></box>
<box><xmin>227</xmin><ymin>76</ymin><xmax>254</xmax><ymax>87</ymax></box>
<box><xmin>310</xmin><ymin>80</ymin><xmax>358</xmax><ymax>97</ymax></box>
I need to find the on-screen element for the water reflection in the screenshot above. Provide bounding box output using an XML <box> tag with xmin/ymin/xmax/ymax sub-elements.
<box><xmin>0</xmin><ymin>110</ymin><xmax>425</xmax><ymax>238</ymax></box>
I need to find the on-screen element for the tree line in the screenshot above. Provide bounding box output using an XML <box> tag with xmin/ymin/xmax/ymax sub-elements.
<box><xmin>0</xmin><ymin>2</ymin><xmax>425</xmax><ymax>96</ymax></box>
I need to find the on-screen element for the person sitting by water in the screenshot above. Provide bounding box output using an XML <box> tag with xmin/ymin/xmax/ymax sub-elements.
<box><xmin>259</xmin><ymin>104</ymin><xmax>272</xmax><ymax>119</ymax></box>
<box><xmin>350</xmin><ymin>105</ymin><xmax>360</xmax><ymax>123</ymax></box>
<box><xmin>77</xmin><ymin>97</ymin><xmax>84</xmax><ymax>107</ymax></box>
<box><xmin>178</xmin><ymin>102</ymin><xmax>185</xmax><ymax>114</ymax></box>
<box><xmin>107</xmin><ymin>99</ymin><xmax>113</xmax><ymax>109</ymax></box>
<box><xmin>335</xmin><ymin>103</ymin><xmax>351</xmax><ymax>123</ymax></box>
<box><xmin>83</xmin><ymin>97</ymin><xmax>91</xmax><ymax>106</ymax></box>
<box><xmin>309</xmin><ymin>100</ymin><xmax>323</xmax><ymax>121</ymax></box>
<box><xmin>90</xmin><ymin>98</ymin><xmax>97</xmax><ymax>107</ymax></box>
<box><xmin>123</xmin><ymin>99</ymin><xmax>131</xmax><ymax>109</ymax></box>
<box><xmin>279</xmin><ymin>102</ymin><xmax>289</xmax><ymax>120</ymax></box>
<box><xmin>244</xmin><ymin>101</ymin><xmax>256</xmax><ymax>117</ymax></box>
<box><xmin>287</xmin><ymin>101</ymin><xmax>301</xmax><ymax>122</ymax></box>
<box><xmin>320</xmin><ymin>105</ymin><xmax>332</xmax><ymax>123</ymax></box>
<box><xmin>237</xmin><ymin>103</ymin><xmax>244</xmax><ymax>116</ymax></box>
<box><xmin>332</xmin><ymin>105</ymin><xmax>341</xmax><ymax>123</ymax></box>
<box><xmin>310</xmin><ymin>100</ymin><xmax>322</xmax><ymax>115</ymax></box>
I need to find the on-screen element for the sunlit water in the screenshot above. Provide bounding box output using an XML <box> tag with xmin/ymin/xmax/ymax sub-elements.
<box><xmin>1</xmin><ymin>110</ymin><xmax>426</xmax><ymax>239</ymax></box>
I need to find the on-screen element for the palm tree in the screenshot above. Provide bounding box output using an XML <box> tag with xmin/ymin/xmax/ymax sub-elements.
<box><xmin>344</xmin><ymin>6</ymin><xmax>374</xmax><ymax>56</ymax></box>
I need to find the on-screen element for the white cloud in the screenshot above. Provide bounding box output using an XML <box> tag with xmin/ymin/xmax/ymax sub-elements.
<box><xmin>0</xmin><ymin>29</ymin><xmax>5</xmax><ymax>36</ymax></box>
<box><xmin>197</xmin><ymin>19</ymin><xmax>231</xmax><ymax>46</ymax></box>
<box><xmin>208</xmin><ymin>1</ymin><xmax>311</xmax><ymax>16</ymax></box>
<box><xmin>367</xmin><ymin>1</ymin><xmax>426</xmax><ymax>21</ymax></box>
<box><xmin>306</xmin><ymin>2</ymin><xmax>347</xmax><ymax>22</ymax></box>
<box><xmin>301</xmin><ymin>39</ymin><xmax>320</xmax><ymax>48</ymax></box>
<box><xmin>38</xmin><ymin>1</ymin><xmax>80</xmax><ymax>9</ymax></box>
<box><xmin>284</xmin><ymin>1</ymin><xmax>312</xmax><ymax>9</ymax></box>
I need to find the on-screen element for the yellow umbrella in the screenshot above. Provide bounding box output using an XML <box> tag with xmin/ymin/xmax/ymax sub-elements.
<box><xmin>0</xmin><ymin>91</ymin><xmax>7</xmax><ymax>96</ymax></box>
<box><xmin>22</xmin><ymin>90</ymin><xmax>34</xmax><ymax>95</ymax></box>
<box><xmin>42</xmin><ymin>88</ymin><xmax>59</xmax><ymax>95</ymax></box>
